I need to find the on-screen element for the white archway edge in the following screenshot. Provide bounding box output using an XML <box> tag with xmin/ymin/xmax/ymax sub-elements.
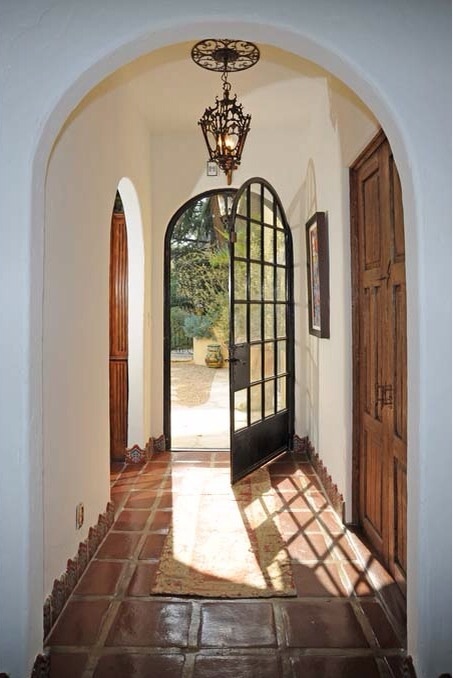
<box><xmin>117</xmin><ymin>177</ymin><xmax>145</xmax><ymax>448</ymax></box>
<box><xmin>0</xmin><ymin>5</ymin><xmax>450</xmax><ymax>678</ymax></box>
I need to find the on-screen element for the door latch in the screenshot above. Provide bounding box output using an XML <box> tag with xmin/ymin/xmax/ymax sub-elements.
<box><xmin>375</xmin><ymin>384</ymin><xmax>393</xmax><ymax>407</ymax></box>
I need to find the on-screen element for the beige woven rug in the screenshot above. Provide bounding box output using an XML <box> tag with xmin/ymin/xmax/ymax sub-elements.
<box><xmin>151</xmin><ymin>465</ymin><xmax>296</xmax><ymax>598</ymax></box>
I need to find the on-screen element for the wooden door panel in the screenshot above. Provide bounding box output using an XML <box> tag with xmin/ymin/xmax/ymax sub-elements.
<box><xmin>391</xmin><ymin>280</ymin><xmax>407</xmax><ymax>443</ymax></box>
<box><xmin>358</xmin><ymin>159</ymin><xmax>389</xmax><ymax>556</ymax></box>
<box><xmin>361</xmin><ymin>164</ymin><xmax>383</xmax><ymax>271</ymax></box>
<box><xmin>362</xmin><ymin>284</ymin><xmax>386</xmax><ymax>421</ymax></box>
<box><xmin>390</xmin><ymin>439</ymin><xmax>407</xmax><ymax>593</ymax></box>
<box><xmin>351</xmin><ymin>131</ymin><xmax>407</xmax><ymax>594</ymax></box>
<box><xmin>392</xmin><ymin>449</ymin><xmax>407</xmax><ymax>577</ymax></box>
<box><xmin>109</xmin><ymin>213</ymin><xmax>128</xmax><ymax>358</ymax></box>
<box><xmin>387</xmin><ymin>152</ymin><xmax>407</xmax><ymax>589</ymax></box>
<box><xmin>109</xmin><ymin>209</ymin><xmax>128</xmax><ymax>461</ymax></box>
<box><xmin>390</xmin><ymin>156</ymin><xmax>405</xmax><ymax>264</ymax></box>
<box><xmin>362</xmin><ymin>426</ymin><xmax>384</xmax><ymax>541</ymax></box>
<box><xmin>109</xmin><ymin>360</ymin><xmax>128</xmax><ymax>461</ymax></box>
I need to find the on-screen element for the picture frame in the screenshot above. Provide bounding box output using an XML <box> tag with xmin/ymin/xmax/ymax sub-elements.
<box><xmin>305</xmin><ymin>211</ymin><xmax>330</xmax><ymax>338</ymax></box>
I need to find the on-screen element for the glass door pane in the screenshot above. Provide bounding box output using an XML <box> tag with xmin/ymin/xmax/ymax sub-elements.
<box><xmin>229</xmin><ymin>178</ymin><xmax>294</xmax><ymax>483</ymax></box>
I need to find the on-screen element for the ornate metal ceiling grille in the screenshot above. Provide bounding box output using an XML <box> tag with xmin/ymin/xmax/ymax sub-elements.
<box><xmin>191</xmin><ymin>39</ymin><xmax>260</xmax><ymax>72</ymax></box>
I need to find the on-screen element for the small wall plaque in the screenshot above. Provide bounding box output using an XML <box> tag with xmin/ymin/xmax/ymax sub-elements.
<box><xmin>206</xmin><ymin>160</ymin><xmax>218</xmax><ymax>177</ymax></box>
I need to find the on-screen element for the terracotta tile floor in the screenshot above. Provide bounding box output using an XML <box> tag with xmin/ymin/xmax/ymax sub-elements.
<box><xmin>46</xmin><ymin>451</ymin><xmax>409</xmax><ymax>677</ymax></box>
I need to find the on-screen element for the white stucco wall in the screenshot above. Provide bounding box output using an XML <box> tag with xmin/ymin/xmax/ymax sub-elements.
<box><xmin>0</xmin><ymin>3</ymin><xmax>450</xmax><ymax>678</ymax></box>
<box><xmin>43</xmin><ymin>78</ymin><xmax>153</xmax><ymax>595</ymax></box>
<box><xmin>118</xmin><ymin>176</ymin><xmax>146</xmax><ymax>449</ymax></box>
<box><xmin>295</xmin><ymin>79</ymin><xmax>379</xmax><ymax>516</ymax></box>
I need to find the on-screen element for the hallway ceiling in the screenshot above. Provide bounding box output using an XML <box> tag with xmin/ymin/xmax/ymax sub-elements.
<box><xmin>101</xmin><ymin>42</ymin><xmax>332</xmax><ymax>134</ymax></box>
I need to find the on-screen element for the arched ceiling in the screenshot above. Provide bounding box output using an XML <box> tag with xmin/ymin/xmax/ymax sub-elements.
<box><xmin>87</xmin><ymin>41</ymin><xmax>373</xmax><ymax>134</ymax></box>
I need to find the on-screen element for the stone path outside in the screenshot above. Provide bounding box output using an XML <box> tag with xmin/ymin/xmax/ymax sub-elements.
<box><xmin>171</xmin><ymin>365</ymin><xmax>230</xmax><ymax>449</ymax></box>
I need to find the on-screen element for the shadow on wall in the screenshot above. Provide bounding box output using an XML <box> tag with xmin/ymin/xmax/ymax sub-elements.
<box><xmin>326</xmin><ymin>74</ymin><xmax>378</xmax><ymax>167</ymax></box>
<box><xmin>286</xmin><ymin>159</ymin><xmax>320</xmax><ymax>446</ymax></box>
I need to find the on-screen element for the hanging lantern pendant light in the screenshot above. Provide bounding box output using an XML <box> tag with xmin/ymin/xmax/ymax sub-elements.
<box><xmin>192</xmin><ymin>39</ymin><xmax>260</xmax><ymax>185</ymax></box>
<box><xmin>199</xmin><ymin>71</ymin><xmax>251</xmax><ymax>185</ymax></box>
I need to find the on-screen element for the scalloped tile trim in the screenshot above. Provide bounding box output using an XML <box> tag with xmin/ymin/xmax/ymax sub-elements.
<box><xmin>42</xmin><ymin>501</ymin><xmax>115</xmax><ymax>642</ymax></box>
<box><xmin>293</xmin><ymin>434</ymin><xmax>345</xmax><ymax>521</ymax></box>
<box><xmin>124</xmin><ymin>435</ymin><xmax>166</xmax><ymax>463</ymax></box>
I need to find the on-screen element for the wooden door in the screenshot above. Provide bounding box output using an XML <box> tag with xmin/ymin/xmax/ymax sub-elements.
<box><xmin>109</xmin><ymin>208</ymin><xmax>129</xmax><ymax>461</ymax></box>
<box><xmin>351</xmin><ymin>130</ymin><xmax>407</xmax><ymax>594</ymax></box>
<box><xmin>229</xmin><ymin>178</ymin><xmax>295</xmax><ymax>483</ymax></box>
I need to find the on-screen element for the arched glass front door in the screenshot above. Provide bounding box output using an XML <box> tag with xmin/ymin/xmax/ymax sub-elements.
<box><xmin>228</xmin><ymin>178</ymin><xmax>295</xmax><ymax>482</ymax></box>
<box><xmin>164</xmin><ymin>179</ymin><xmax>294</xmax><ymax>481</ymax></box>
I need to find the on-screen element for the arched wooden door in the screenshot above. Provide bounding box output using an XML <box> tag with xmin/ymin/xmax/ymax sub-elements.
<box><xmin>351</xmin><ymin>130</ymin><xmax>407</xmax><ymax>595</ymax></box>
<box><xmin>109</xmin><ymin>197</ymin><xmax>129</xmax><ymax>461</ymax></box>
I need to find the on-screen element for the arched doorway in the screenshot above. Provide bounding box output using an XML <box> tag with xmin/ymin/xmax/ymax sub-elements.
<box><xmin>164</xmin><ymin>178</ymin><xmax>296</xmax><ymax>485</ymax></box>
<box><xmin>7</xmin><ymin>10</ymin><xmax>449</xmax><ymax>676</ymax></box>
<box><xmin>109</xmin><ymin>180</ymin><xmax>146</xmax><ymax>461</ymax></box>
<box><xmin>164</xmin><ymin>189</ymin><xmax>235</xmax><ymax>450</ymax></box>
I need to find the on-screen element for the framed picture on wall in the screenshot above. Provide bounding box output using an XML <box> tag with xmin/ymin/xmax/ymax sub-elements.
<box><xmin>305</xmin><ymin>211</ymin><xmax>330</xmax><ymax>338</ymax></box>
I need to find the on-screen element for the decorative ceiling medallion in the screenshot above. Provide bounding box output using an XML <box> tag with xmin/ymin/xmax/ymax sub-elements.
<box><xmin>191</xmin><ymin>39</ymin><xmax>260</xmax><ymax>73</ymax></box>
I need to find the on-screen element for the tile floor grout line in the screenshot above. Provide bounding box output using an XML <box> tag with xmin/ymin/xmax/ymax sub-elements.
<box><xmin>79</xmin><ymin>598</ymin><xmax>123</xmax><ymax>678</ymax></box>
<box><xmin>77</xmin><ymin>460</ymin><xmax>176</xmax><ymax>676</ymax></box>
<box><xmin>286</xmin><ymin>647</ymin><xmax>406</xmax><ymax>657</ymax></box>
<box><xmin>272</xmin><ymin>600</ymin><xmax>288</xmax><ymax>651</ymax></box>
<box><xmin>337</xmin><ymin>558</ymin><xmax>365</xmax><ymax>598</ymax></box>
<box><xmin>187</xmin><ymin>601</ymin><xmax>202</xmax><ymax>649</ymax></box>
<box><xmin>56</xmin><ymin>644</ymin><xmax>406</xmax><ymax>658</ymax></box>
<box><xmin>349</xmin><ymin>596</ymin><xmax>382</xmax><ymax>650</ymax></box>
<box><xmin>339</xmin><ymin>526</ymin><xmax>407</xmax><ymax>647</ymax></box>
<box><xmin>78</xmin><ymin>462</ymin><xmax>174</xmax><ymax>676</ymax></box>
<box><xmin>182</xmin><ymin>652</ymin><xmax>196</xmax><ymax>678</ymax></box>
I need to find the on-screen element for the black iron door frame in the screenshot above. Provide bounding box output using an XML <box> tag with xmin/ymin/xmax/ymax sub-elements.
<box><xmin>228</xmin><ymin>177</ymin><xmax>295</xmax><ymax>482</ymax></box>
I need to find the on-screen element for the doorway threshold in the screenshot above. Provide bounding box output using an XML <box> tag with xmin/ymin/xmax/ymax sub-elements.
<box><xmin>171</xmin><ymin>447</ymin><xmax>230</xmax><ymax>453</ymax></box>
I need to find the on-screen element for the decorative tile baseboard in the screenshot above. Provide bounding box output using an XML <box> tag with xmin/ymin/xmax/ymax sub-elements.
<box><xmin>31</xmin><ymin>501</ymin><xmax>116</xmax><ymax>676</ymax></box>
<box><xmin>293</xmin><ymin>434</ymin><xmax>345</xmax><ymax>521</ymax></box>
<box><xmin>30</xmin><ymin>654</ymin><xmax>49</xmax><ymax>678</ymax></box>
<box><xmin>124</xmin><ymin>434</ymin><xmax>166</xmax><ymax>463</ymax></box>
<box><xmin>292</xmin><ymin>433</ymin><xmax>309</xmax><ymax>458</ymax></box>
<box><xmin>32</xmin><ymin>435</ymin><xmax>167</xmax><ymax>674</ymax></box>
<box><xmin>42</xmin><ymin>501</ymin><xmax>115</xmax><ymax>641</ymax></box>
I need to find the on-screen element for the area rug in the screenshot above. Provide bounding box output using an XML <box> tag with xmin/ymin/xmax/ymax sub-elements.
<box><xmin>151</xmin><ymin>465</ymin><xmax>296</xmax><ymax>598</ymax></box>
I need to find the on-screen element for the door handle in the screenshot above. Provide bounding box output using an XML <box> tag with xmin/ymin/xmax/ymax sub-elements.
<box><xmin>375</xmin><ymin>384</ymin><xmax>393</xmax><ymax>407</ymax></box>
<box><xmin>225</xmin><ymin>357</ymin><xmax>239</xmax><ymax>363</ymax></box>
